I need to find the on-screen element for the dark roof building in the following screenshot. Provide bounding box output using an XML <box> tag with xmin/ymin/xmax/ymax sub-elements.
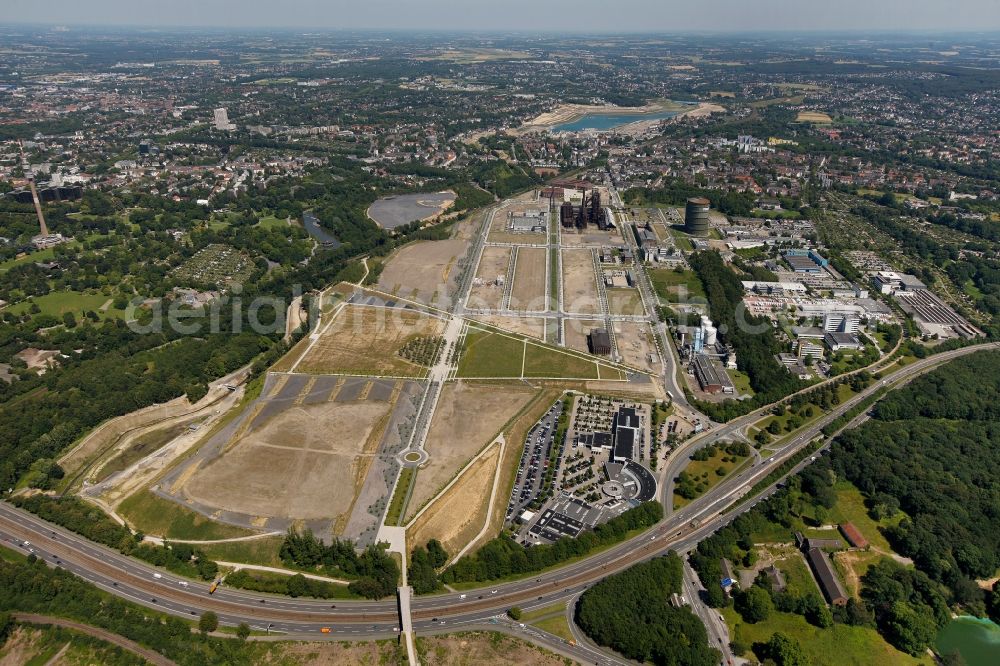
<box><xmin>588</xmin><ymin>328</ymin><xmax>612</xmax><ymax>356</ymax></box>
<box><xmin>806</xmin><ymin>547</ymin><xmax>849</xmax><ymax>606</ymax></box>
<box><xmin>612</xmin><ymin>407</ymin><xmax>641</xmax><ymax>462</ymax></box>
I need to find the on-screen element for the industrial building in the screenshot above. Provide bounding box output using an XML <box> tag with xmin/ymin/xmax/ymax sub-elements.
<box><xmin>693</xmin><ymin>352</ymin><xmax>734</xmax><ymax>394</ymax></box>
<box><xmin>684</xmin><ymin>197</ymin><xmax>710</xmax><ymax>237</ymax></box>
<box><xmin>560</xmin><ymin>189</ymin><xmax>609</xmax><ymax>229</ymax></box>
<box><xmin>894</xmin><ymin>288</ymin><xmax>983</xmax><ymax>340</ymax></box>
<box><xmin>824</xmin><ymin>331</ymin><xmax>862</xmax><ymax>352</ymax></box>
<box><xmin>508</xmin><ymin>209</ymin><xmax>547</xmax><ymax>233</ymax></box>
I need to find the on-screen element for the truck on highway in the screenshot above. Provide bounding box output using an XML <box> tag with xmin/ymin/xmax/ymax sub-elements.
<box><xmin>208</xmin><ymin>577</ymin><xmax>222</xmax><ymax>594</ymax></box>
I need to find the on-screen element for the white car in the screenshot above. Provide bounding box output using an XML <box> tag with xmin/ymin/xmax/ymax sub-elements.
<box><xmin>459</xmin><ymin>594</ymin><xmax>467</xmax><ymax>599</ymax></box>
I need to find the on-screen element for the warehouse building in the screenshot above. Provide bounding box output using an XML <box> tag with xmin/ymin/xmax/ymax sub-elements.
<box><xmin>806</xmin><ymin>547</ymin><xmax>849</xmax><ymax>606</ymax></box>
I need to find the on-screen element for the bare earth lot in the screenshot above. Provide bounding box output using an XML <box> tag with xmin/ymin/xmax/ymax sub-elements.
<box><xmin>184</xmin><ymin>399</ymin><xmax>393</xmax><ymax>524</ymax></box>
<box><xmin>407</xmin><ymin>443</ymin><xmax>500</xmax><ymax>556</ymax></box>
<box><xmin>406</xmin><ymin>382</ymin><xmax>536</xmax><ymax>520</ymax></box>
<box><xmin>297</xmin><ymin>304</ymin><xmax>445</xmax><ymax>377</ymax></box>
<box><xmin>614</xmin><ymin>321</ymin><xmax>658</xmax><ymax>372</ymax></box>
<box><xmin>564</xmin><ymin>318</ymin><xmax>605</xmax><ymax>354</ymax></box>
<box><xmin>376</xmin><ymin>239</ymin><xmax>470</xmax><ymax>306</ymax></box>
<box><xmin>607</xmin><ymin>287</ymin><xmax>644</xmax><ymax>316</ymax></box>
<box><xmin>467</xmin><ymin>246</ymin><xmax>512</xmax><ymax>310</ymax></box>
<box><xmin>559</xmin><ymin>226</ymin><xmax>620</xmax><ymax>247</ymax></box>
<box><xmin>560</xmin><ymin>248</ymin><xmax>601</xmax><ymax>314</ymax></box>
<box><xmin>510</xmin><ymin>247</ymin><xmax>547</xmax><ymax>311</ymax></box>
<box><xmin>469</xmin><ymin>314</ymin><xmax>547</xmax><ymax>342</ymax></box>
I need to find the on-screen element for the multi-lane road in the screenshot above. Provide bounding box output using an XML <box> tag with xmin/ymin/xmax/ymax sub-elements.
<box><xmin>2</xmin><ymin>341</ymin><xmax>994</xmax><ymax>665</ymax></box>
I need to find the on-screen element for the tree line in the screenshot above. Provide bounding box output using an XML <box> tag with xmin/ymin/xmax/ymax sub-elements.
<box><xmin>278</xmin><ymin>529</ymin><xmax>399</xmax><ymax>599</ymax></box>
<box><xmin>441</xmin><ymin>501</ymin><xmax>662</xmax><ymax>584</ymax></box>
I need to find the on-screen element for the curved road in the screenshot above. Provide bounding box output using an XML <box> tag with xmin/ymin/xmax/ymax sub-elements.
<box><xmin>1</xmin><ymin>342</ymin><xmax>995</xmax><ymax>663</ymax></box>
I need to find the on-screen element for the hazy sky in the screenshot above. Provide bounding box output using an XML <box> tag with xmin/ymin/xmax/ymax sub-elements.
<box><xmin>5</xmin><ymin>0</ymin><xmax>1000</xmax><ymax>32</ymax></box>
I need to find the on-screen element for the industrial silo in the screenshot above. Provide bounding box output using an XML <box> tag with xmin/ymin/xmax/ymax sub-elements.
<box><xmin>685</xmin><ymin>197</ymin><xmax>710</xmax><ymax>237</ymax></box>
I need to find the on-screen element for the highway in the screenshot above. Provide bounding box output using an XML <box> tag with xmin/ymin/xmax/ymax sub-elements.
<box><xmin>2</xmin><ymin>341</ymin><xmax>994</xmax><ymax>664</ymax></box>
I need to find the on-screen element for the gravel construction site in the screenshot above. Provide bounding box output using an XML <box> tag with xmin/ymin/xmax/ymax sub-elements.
<box><xmin>467</xmin><ymin>245</ymin><xmax>512</xmax><ymax>311</ymax></box>
<box><xmin>152</xmin><ymin>372</ymin><xmax>421</xmax><ymax>541</ymax></box>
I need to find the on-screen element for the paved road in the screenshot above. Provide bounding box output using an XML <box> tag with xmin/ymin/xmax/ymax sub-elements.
<box><xmin>2</xmin><ymin>342</ymin><xmax>994</xmax><ymax>661</ymax></box>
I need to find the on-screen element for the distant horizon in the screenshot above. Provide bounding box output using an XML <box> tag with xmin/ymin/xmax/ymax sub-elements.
<box><xmin>4</xmin><ymin>0</ymin><xmax>1000</xmax><ymax>33</ymax></box>
<box><xmin>4</xmin><ymin>23</ymin><xmax>1000</xmax><ymax>36</ymax></box>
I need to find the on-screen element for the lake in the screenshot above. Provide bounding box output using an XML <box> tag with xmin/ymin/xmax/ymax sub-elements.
<box><xmin>367</xmin><ymin>191</ymin><xmax>456</xmax><ymax>229</ymax></box>
<box><xmin>301</xmin><ymin>211</ymin><xmax>340</xmax><ymax>248</ymax></box>
<box><xmin>553</xmin><ymin>108</ymin><xmax>690</xmax><ymax>132</ymax></box>
<box><xmin>936</xmin><ymin>616</ymin><xmax>1000</xmax><ymax>666</ymax></box>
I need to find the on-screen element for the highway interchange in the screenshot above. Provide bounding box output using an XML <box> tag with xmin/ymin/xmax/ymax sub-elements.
<box><xmin>3</xmin><ymin>341</ymin><xmax>995</xmax><ymax>665</ymax></box>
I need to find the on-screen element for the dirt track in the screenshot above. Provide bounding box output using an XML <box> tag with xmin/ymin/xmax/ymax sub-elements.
<box><xmin>12</xmin><ymin>614</ymin><xmax>177</xmax><ymax>666</ymax></box>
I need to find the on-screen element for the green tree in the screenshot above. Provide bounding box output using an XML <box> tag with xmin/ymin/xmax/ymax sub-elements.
<box><xmin>286</xmin><ymin>574</ymin><xmax>308</xmax><ymax>598</ymax></box>
<box><xmin>508</xmin><ymin>607</ymin><xmax>522</xmax><ymax>621</ymax></box>
<box><xmin>736</xmin><ymin>586</ymin><xmax>773</xmax><ymax>623</ymax></box>
<box><xmin>755</xmin><ymin>632</ymin><xmax>810</xmax><ymax>666</ymax></box>
<box><xmin>885</xmin><ymin>601</ymin><xmax>938</xmax><ymax>656</ymax></box>
<box><xmin>198</xmin><ymin>611</ymin><xmax>219</xmax><ymax>636</ymax></box>
<box><xmin>235</xmin><ymin>622</ymin><xmax>251</xmax><ymax>641</ymax></box>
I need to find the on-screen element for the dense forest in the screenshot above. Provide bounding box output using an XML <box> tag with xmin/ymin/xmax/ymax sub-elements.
<box><xmin>624</xmin><ymin>180</ymin><xmax>758</xmax><ymax>217</ymax></box>
<box><xmin>833</xmin><ymin>351</ymin><xmax>1000</xmax><ymax>601</ymax></box>
<box><xmin>691</xmin><ymin>351</ymin><xmax>1000</xmax><ymax>657</ymax></box>
<box><xmin>441</xmin><ymin>501</ymin><xmax>662</xmax><ymax>584</ymax></box>
<box><xmin>575</xmin><ymin>553</ymin><xmax>719</xmax><ymax>666</ymax></box>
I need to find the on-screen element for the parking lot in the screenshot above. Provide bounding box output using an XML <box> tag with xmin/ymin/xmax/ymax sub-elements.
<box><xmin>505</xmin><ymin>400</ymin><xmax>564</xmax><ymax>523</ymax></box>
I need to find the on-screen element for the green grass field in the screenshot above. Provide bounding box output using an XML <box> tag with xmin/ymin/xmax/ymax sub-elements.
<box><xmin>826</xmin><ymin>482</ymin><xmax>903</xmax><ymax>553</ymax></box>
<box><xmin>648</xmin><ymin>268</ymin><xmax>705</xmax><ymax>303</ymax></box>
<box><xmin>457</xmin><ymin>328</ymin><xmax>526</xmax><ymax>377</ymax></box>
<box><xmin>457</xmin><ymin>325</ymin><xmax>623</xmax><ymax>380</ymax></box>
<box><xmin>7</xmin><ymin>290</ymin><xmax>128</xmax><ymax>321</ymax></box>
<box><xmin>384</xmin><ymin>467</ymin><xmax>416</xmax><ymax>526</ymax></box>
<box><xmin>531</xmin><ymin>614</ymin><xmax>574</xmax><ymax>642</ymax></box>
<box><xmin>723</xmin><ymin>607</ymin><xmax>931</xmax><ymax>666</ymax></box>
<box><xmin>674</xmin><ymin>448</ymin><xmax>750</xmax><ymax>509</ymax></box>
<box><xmin>118</xmin><ymin>490</ymin><xmax>256</xmax><ymax>541</ymax></box>
<box><xmin>519</xmin><ymin>602</ymin><xmax>569</xmax><ymax>622</ymax></box>
<box><xmin>726</xmin><ymin>368</ymin><xmax>754</xmax><ymax>395</ymax></box>
<box><xmin>773</xmin><ymin>552</ymin><xmax>819</xmax><ymax>598</ymax></box>
<box><xmin>522</xmin><ymin>344</ymin><xmax>600</xmax><ymax>379</ymax></box>
<box><xmin>197</xmin><ymin>536</ymin><xmax>286</xmax><ymax>568</ymax></box>
<box><xmin>256</xmin><ymin>215</ymin><xmax>289</xmax><ymax>230</ymax></box>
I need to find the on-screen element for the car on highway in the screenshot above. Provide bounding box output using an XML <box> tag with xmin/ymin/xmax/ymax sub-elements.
<box><xmin>320</xmin><ymin>627</ymin><xmax>331</xmax><ymax>633</ymax></box>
